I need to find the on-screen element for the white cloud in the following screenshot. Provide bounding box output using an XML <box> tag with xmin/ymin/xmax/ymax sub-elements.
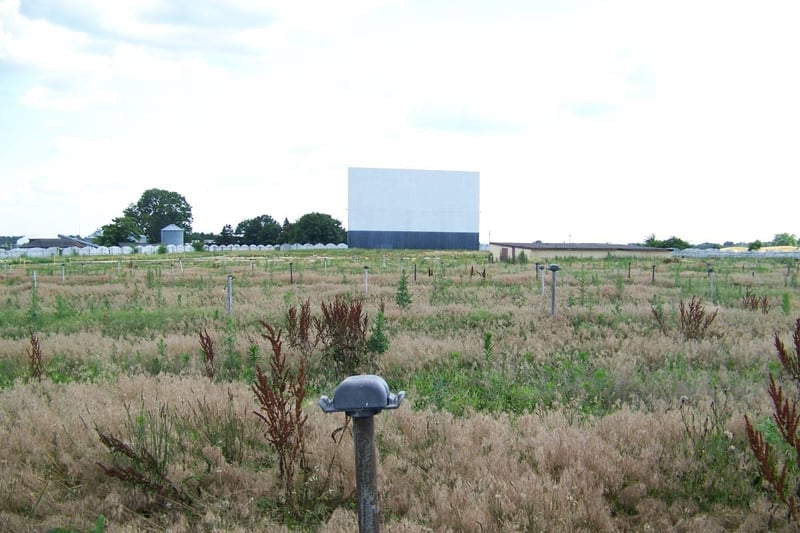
<box><xmin>1</xmin><ymin>0</ymin><xmax>799</xmax><ymax>244</ymax></box>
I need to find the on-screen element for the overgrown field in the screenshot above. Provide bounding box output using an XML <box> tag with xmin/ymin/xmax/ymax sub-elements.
<box><xmin>1</xmin><ymin>251</ymin><xmax>799</xmax><ymax>531</ymax></box>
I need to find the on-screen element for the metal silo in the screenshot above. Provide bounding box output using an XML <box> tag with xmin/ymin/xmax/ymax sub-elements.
<box><xmin>160</xmin><ymin>224</ymin><xmax>185</xmax><ymax>246</ymax></box>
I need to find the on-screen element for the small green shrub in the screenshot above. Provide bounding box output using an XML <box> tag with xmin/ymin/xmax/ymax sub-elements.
<box><xmin>367</xmin><ymin>304</ymin><xmax>390</xmax><ymax>355</ymax></box>
<box><xmin>395</xmin><ymin>270</ymin><xmax>412</xmax><ymax>309</ymax></box>
<box><xmin>182</xmin><ymin>391</ymin><xmax>251</xmax><ymax>466</ymax></box>
<box><xmin>672</xmin><ymin>389</ymin><xmax>757</xmax><ymax>510</ymax></box>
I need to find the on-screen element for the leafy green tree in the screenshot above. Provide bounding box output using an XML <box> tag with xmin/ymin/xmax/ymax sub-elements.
<box><xmin>278</xmin><ymin>218</ymin><xmax>292</xmax><ymax>244</ymax></box>
<box><xmin>748</xmin><ymin>240</ymin><xmax>764</xmax><ymax>251</ymax></box>
<box><xmin>660</xmin><ymin>236</ymin><xmax>691</xmax><ymax>249</ymax></box>
<box><xmin>217</xmin><ymin>224</ymin><xmax>236</xmax><ymax>245</ymax></box>
<box><xmin>772</xmin><ymin>233</ymin><xmax>798</xmax><ymax>247</ymax></box>
<box><xmin>643</xmin><ymin>234</ymin><xmax>691</xmax><ymax>249</ymax></box>
<box><xmin>235</xmin><ymin>215</ymin><xmax>281</xmax><ymax>245</ymax></box>
<box><xmin>284</xmin><ymin>212</ymin><xmax>346</xmax><ymax>244</ymax></box>
<box><xmin>95</xmin><ymin>216</ymin><xmax>143</xmax><ymax>246</ymax></box>
<box><xmin>95</xmin><ymin>217</ymin><xmax>139</xmax><ymax>246</ymax></box>
<box><xmin>123</xmin><ymin>189</ymin><xmax>193</xmax><ymax>244</ymax></box>
<box><xmin>643</xmin><ymin>234</ymin><xmax>660</xmax><ymax>247</ymax></box>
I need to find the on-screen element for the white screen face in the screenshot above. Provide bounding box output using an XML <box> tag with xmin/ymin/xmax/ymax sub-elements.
<box><xmin>348</xmin><ymin>168</ymin><xmax>479</xmax><ymax>233</ymax></box>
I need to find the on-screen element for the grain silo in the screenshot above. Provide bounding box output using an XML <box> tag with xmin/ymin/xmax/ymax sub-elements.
<box><xmin>160</xmin><ymin>224</ymin><xmax>185</xmax><ymax>246</ymax></box>
<box><xmin>348</xmin><ymin>167</ymin><xmax>479</xmax><ymax>250</ymax></box>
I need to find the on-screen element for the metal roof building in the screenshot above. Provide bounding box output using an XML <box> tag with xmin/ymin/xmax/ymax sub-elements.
<box><xmin>347</xmin><ymin>167</ymin><xmax>480</xmax><ymax>250</ymax></box>
<box><xmin>488</xmin><ymin>242</ymin><xmax>675</xmax><ymax>262</ymax></box>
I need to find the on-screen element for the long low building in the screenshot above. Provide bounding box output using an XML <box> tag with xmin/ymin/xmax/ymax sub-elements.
<box><xmin>488</xmin><ymin>242</ymin><xmax>675</xmax><ymax>262</ymax></box>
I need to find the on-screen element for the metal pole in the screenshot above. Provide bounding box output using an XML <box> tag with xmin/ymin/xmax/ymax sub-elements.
<box><xmin>707</xmin><ymin>267</ymin><xmax>715</xmax><ymax>300</ymax></box>
<box><xmin>353</xmin><ymin>415</ymin><xmax>379</xmax><ymax>533</ymax></box>
<box><xmin>289</xmin><ymin>262</ymin><xmax>293</xmax><ymax>284</ymax></box>
<box><xmin>226</xmin><ymin>275</ymin><xmax>233</xmax><ymax>316</ymax></box>
<box><xmin>32</xmin><ymin>270</ymin><xmax>37</xmax><ymax>289</ymax></box>
<box><xmin>413</xmin><ymin>263</ymin><xmax>417</xmax><ymax>283</ymax></box>
<box><xmin>539</xmin><ymin>266</ymin><xmax>545</xmax><ymax>296</ymax></box>
<box><xmin>364</xmin><ymin>266</ymin><xmax>369</xmax><ymax>295</ymax></box>
<box><xmin>550</xmin><ymin>269</ymin><xmax>557</xmax><ymax>317</ymax></box>
<box><xmin>651</xmin><ymin>265</ymin><xmax>656</xmax><ymax>283</ymax></box>
<box><xmin>61</xmin><ymin>264</ymin><xmax>65</xmax><ymax>284</ymax></box>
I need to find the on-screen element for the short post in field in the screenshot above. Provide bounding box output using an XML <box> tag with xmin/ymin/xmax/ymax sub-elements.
<box><xmin>226</xmin><ymin>275</ymin><xmax>234</xmax><ymax>316</ymax></box>
<box><xmin>548</xmin><ymin>264</ymin><xmax>560</xmax><ymax>317</ymax></box>
<box><xmin>537</xmin><ymin>264</ymin><xmax>546</xmax><ymax>296</ymax></box>
<box><xmin>707</xmin><ymin>264</ymin><xmax>715</xmax><ymax>300</ymax></box>
<box><xmin>320</xmin><ymin>375</ymin><xmax>405</xmax><ymax>533</ymax></box>
<box><xmin>364</xmin><ymin>266</ymin><xmax>369</xmax><ymax>295</ymax></box>
<box><xmin>289</xmin><ymin>262</ymin><xmax>293</xmax><ymax>284</ymax></box>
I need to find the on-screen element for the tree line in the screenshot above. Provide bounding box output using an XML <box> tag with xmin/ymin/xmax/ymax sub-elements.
<box><xmin>642</xmin><ymin>233</ymin><xmax>800</xmax><ymax>250</ymax></box>
<box><xmin>94</xmin><ymin>189</ymin><xmax>346</xmax><ymax>247</ymax></box>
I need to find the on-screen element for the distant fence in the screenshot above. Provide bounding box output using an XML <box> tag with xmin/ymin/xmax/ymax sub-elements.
<box><xmin>675</xmin><ymin>248</ymin><xmax>800</xmax><ymax>259</ymax></box>
<box><xmin>3</xmin><ymin>244</ymin><xmax>800</xmax><ymax>260</ymax></box>
<box><xmin>0</xmin><ymin>242</ymin><xmax>349</xmax><ymax>259</ymax></box>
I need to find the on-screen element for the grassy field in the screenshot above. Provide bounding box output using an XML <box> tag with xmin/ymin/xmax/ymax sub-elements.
<box><xmin>1</xmin><ymin>250</ymin><xmax>799</xmax><ymax>531</ymax></box>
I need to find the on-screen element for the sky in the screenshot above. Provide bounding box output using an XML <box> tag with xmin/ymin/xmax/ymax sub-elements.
<box><xmin>1</xmin><ymin>0</ymin><xmax>799</xmax><ymax>246</ymax></box>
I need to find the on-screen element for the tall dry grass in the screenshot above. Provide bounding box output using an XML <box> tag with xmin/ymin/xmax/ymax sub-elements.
<box><xmin>0</xmin><ymin>377</ymin><xmax>772</xmax><ymax>532</ymax></box>
<box><xmin>0</xmin><ymin>252</ymin><xmax>798</xmax><ymax>530</ymax></box>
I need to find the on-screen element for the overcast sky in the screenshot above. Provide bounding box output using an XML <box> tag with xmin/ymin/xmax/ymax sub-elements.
<box><xmin>1</xmin><ymin>0</ymin><xmax>799</xmax><ymax>246</ymax></box>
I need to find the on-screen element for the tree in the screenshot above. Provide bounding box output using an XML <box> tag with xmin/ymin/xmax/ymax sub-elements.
<box><xmin>284</xmin><ymin>212</ymin><xmax>346</xmax><ymax>244</ymax></box>
<box><xmin>123</xmin><ymin>189</ymin><xmax>193</xmax><ymax>244</ymax></box>
<box><xmin>395</xmin><ymin>270</ymin><xmax>412</xmax><ymax>309</ymax></box>
<box><xmin>643</xmin><ymin>234</ymin><xmax>691</xmax><ymax>250</ymax></box>
<box><xmin>748</xmin><ymin>240</ymin><xmax>764</xmax><ymax>251</ymax></box>
<box><xmin>660</xmin><ymin>236</ymin><xmax>691</xmax><ymax>250</ymax></box>
<box><xmin>95</xmin><ymin>216</ymin><xmax>142</xmax><ymax>246</ymax></box>
<box><xmin>236</xmin><ymin>215</ymin><xmax>281</xmax><ymax>245</ymax></box>
<box><xmin>218</xmin><ymin>224</ymin><xmax>236</xmax><ymax>245</ymax></box>
<box><xmin>278</xmin><ymin>218</ymin><xmax>293</xmax><ymax>245</ymax></box>
<box><xmin>772</xmin><ymin>233</ymin><xmax>798</xmax><ymax>247</ymax></box>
